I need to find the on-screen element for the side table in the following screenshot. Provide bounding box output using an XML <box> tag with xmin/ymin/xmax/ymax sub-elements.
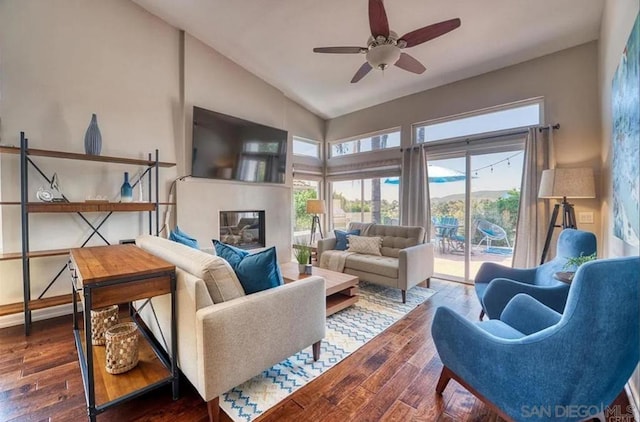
<box><xmin>69</xmin><ymin>245</ymin><xmax>178</xmax><ymax>421</ymax></box>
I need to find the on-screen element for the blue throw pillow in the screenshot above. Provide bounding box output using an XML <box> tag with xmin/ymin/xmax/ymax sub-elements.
<box><xmin>213</xmin><ymin>239</ymin><xmax>249</xmax><ymax>269</ymax></box>
<box><xmin>334</xmin><ymin>229</ymin><xmax>360</xmax><ymax>250</ymax></box>
<box><xmin>234</xmin><ymin>247</ymin><xmax>284</xmax><ymax>294</ymax></box>
<box><xmin>175</xmin><ymin>226</ymin><xmax>197</xmax><ymax>242</ymax></box>
<box><xmin>169</xmin><ymin>229</ymin><xmax>199</xmax><ymax>249</ymax></box>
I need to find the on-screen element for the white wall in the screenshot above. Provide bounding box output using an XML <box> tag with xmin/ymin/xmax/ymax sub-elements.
<box><xmin>0</xmin><ymin>0</ymin><xmax>180</xmax><ymax>320</ymax></box>
<box><xmin>598</xmin><ymin>0</ymin><xmax>640</xmax><ymax>410</ymax></box>
<box><xmin>0</xmin><ymin>0</ymin><xmax>323</xmax><ymax>325</ymax></box>
<box><xmin>326</xmin><ymin>42</ymin><xmax>602</xmax><ymax>245</ymax></box>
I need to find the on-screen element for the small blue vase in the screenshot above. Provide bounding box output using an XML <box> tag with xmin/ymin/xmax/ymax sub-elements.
<box><xmin>84</xmin><ymin>113</ymin><xmax>102</xmax><ymax>155</ymax></box>
<box><xmin>121</xmin><ymin>172</ymin><xmax>133</xmax><ymax>203</ymax></box>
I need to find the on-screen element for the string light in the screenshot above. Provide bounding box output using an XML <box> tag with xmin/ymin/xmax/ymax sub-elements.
<box><xmin>471</xmin><ymin>151</ymin><xmax>523</xmax><ymax>174</ymax></box>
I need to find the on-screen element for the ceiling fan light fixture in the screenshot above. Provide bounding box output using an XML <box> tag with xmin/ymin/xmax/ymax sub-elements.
<box><xmin>366</xmin><ymin>44</ymin><xmax>401</xmax><ymax>70</ymax></box>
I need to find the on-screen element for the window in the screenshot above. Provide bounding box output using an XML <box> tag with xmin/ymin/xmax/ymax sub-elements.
<box><xmin>415</xmin><ymin>101</ymin><xmax>541</xmax><ymax>144</ymax></box>
<box><xmin>293</xmin><ymin>137</ymin><xmax>321</xmax><ymax>158</ymax></box>
<box><xmin>330</xmin><ymin>130</ymin><xmax>400</xmax><ymax>158</ymax></box>
<box><xmin>331</xmin><ymin>178</ymin><xmax>399</xmax><ymax>230</ymax></box>
<box><xmin>293</xmin><ymin>179</ymin><xmax>320</xmax><ymax>237</ymax></box>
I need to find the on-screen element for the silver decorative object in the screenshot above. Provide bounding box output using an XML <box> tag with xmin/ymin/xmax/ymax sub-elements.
<box><xmin>84</xmin><ymin>113</ymin><xmax>102</xmax><ymax>155</ymax></box>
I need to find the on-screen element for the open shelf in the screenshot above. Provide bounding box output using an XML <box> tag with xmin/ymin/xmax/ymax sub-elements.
<box><xmin>0</xmin><ymin>293</ymin><xmax>79</xmax><ymax>317</ymax></box>
<box><xmin>0</xmin><ymin>145</ymin><xmax>175</xmax><ymax>167</ymax></box>
<box><xmin>27</xmin><ymin>202</ymin><xmax>155</xmax><ymax>213</ymax></box>
<box><xmin>76</xmin><ymin>323</ymin><xmax>172</xmax><ymax>407</ymax></box>
<box><xmin>0</xmin><ymin>248</ymin><xmax>71</xmax><ymax>262</ymax></box>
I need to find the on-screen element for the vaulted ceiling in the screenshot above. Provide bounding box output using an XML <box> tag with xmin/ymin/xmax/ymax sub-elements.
<box><xmin>132</xmin><ymin>0</ymin><xmax>604</xmax><ymax>119</ymax></box>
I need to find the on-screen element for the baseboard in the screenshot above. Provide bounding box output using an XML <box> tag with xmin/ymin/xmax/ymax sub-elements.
<box><xmin>0</xmin><ymin>304</ymin><xmax>76</xmax><ymax>329</ymax></box>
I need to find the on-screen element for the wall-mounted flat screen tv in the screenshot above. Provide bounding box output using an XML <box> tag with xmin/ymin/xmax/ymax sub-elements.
<box><xmin>191</xmin><ymin>106</ymin><xmax>288</xmax><ymax>184</ymax></box>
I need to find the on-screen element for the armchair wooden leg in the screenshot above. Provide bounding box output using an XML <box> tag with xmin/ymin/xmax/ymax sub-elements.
<box><xmin>479</xmin><ymin>309</ymin><xmax>485</xmax><ymax>320</ymax></box>
<box><xmin>436</xmin><ymin>366</ymin><xmax>453</xmax><ymax>394</ymax></box>
<box><xmin>312</xmin><ymin>341</ymin><xmax>321</xmax><ymax>361</ymax></box>
<box><xmin>401</xmin><ymin>290</ymin><xmax>406</xmax><ymax>304</ymax></box>
<box><xmin>207</xmin><ymin>397</ymin><xmax>220</xmax><ymax>422</ymax></box>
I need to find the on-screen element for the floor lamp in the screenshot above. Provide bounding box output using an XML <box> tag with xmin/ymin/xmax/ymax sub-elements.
<box><xmin>306</xmin><ymin>199</ymin><xmax>325</xmax><ymax>245</ymax></box>
<box><xmin>538</xmin><ymin>168</ymin><xmax>596</xmax><ymax>264</ymax></box>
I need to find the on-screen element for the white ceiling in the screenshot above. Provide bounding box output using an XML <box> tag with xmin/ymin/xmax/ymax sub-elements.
<box><xmin>132</xmin><ymin>0</ymin><xmax>604</xmax><ymax>119</ymax></box>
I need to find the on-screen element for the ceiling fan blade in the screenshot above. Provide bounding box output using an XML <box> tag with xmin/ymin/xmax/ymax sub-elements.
<box><xmin>313</xmin><ymin>47</ymin><xmax>366</xmax><ymax>54</ymax></box>
<box><xmin>369</xmin><ymin>0</ymin><xmax>389</xmax><ymax>38</ymax></box>
<box><xmin>400</xmin><ymin>18</ymin><xmax>461</xmax><ymax>48</ymax></box>
<box><xmin>351</xmin><ymin>62</ymin><xmax>372</xmax><ymax>83</ymax></box>
<box><xmin>395</xmin><ymin>53</ymin><xmax>426</xmax><ymax>74</ymax></box>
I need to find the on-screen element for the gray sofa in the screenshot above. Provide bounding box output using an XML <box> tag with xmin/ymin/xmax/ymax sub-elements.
<box><xmin>317</xmin><ymin>222</ymin><xmax>435</xmax><ymax>302</ymax></box>
<box><xmin>134</xmin><ymin>235</ymin><xmax>325</xmax><ymax>422</ymax></box>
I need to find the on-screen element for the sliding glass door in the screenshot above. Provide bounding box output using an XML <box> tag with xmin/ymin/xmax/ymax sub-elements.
<box><xmin>428</xmin><ymin>147</ymin><xmax>524</xmax><ymax>283</ymax></box>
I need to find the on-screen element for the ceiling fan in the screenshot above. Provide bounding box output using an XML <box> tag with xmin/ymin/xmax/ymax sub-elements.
<box><xmin>313</xmin><ymin>0</ymin><xmax>461</xmax><ymax>83</ymax></box>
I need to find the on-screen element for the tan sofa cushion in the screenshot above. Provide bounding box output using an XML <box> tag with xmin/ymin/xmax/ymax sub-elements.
<box><xmin>367</xmin><ymin>225</ymin><xmax>425</xmax><ymax>258</ymax></box>
<box><xmin>347</xmin><ymin>235</ymin><xmax>383</xmax><ymax>256</ymax></box>
<box><xmin>136</xmin><ymin>235</ymin><xmax>245</xmax><ymax>303</ymax></box>
<box><xmin>345</xmin><ymin>254</ymin><xmax>399</xmax><ymax>279</ymax></box>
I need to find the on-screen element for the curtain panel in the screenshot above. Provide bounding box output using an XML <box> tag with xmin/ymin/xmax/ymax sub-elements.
<box><xmin>513</xmin><ymin>127</ymin><xmax>552</xmax><ymax>267</ymax></box>
<box><xmin>400</xmin><ymin>146</ymin><xmax>431</xmax><ymax>239</ymax></box>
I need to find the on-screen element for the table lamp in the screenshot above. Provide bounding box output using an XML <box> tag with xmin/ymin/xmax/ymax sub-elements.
<box><xmin>306</xmin><ymin>199</ymin><xmax>325</xmax><ymax>244</ymax></box>
<box><xmin>538</xmin><ymin>167</ymin><xmax>596</xmax><ymax>264</ymax></box>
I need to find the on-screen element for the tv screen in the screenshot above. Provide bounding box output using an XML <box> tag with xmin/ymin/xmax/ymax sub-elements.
<box><xmin>191</xmin><ymin>106</ymin><xmax>288</xmax><ymax>184</ymax></box>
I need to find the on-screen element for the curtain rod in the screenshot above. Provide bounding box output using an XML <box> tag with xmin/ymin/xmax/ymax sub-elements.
<box><xmin>401</xmin><ymin>123</ymin><xmax>560</xmax><ymax>151</ymax></box>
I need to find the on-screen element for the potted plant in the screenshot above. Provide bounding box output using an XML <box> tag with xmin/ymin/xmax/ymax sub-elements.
<box><xmin>293</xmin><ymin>245</ymin><xmax>311</xmax><ymax>274</ymax></box>
<box><xmin>558</xmin><ymin>252</ymin><xmax>597</xmax><ymax>282</ymax></box>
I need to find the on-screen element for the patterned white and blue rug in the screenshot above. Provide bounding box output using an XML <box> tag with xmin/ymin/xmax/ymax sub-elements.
<box><xmin>220</xmin><ymin>282</ymin><xmax>436</xmax><ymax>421</ymax></box>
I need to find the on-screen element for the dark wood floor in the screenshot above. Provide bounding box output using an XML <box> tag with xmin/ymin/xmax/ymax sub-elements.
<box><xmin>0</xmin><ymin>279</ymin><xmax>633</xmax><ymax>421</ymax></box>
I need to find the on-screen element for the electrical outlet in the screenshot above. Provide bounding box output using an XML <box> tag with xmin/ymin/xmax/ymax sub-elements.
<box><xmin>578</xmin><ymin>212</ymin><xmax>594</xmax><ymax>224</ymax></box>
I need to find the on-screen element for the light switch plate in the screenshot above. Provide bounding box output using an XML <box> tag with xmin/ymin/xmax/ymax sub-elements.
<box><xmin>578</xmin><ymin>211</ymin><xmax>594</xmax><ymax>224</ymax></box>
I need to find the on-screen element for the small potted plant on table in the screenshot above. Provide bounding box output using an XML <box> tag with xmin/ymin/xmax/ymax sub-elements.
<box><xmin>294</xmin><ymin>245</ymin><xmax>312</xmax><ymax>274</ymax></box>
<box><xmin>558</xmin><ymin>252</ymin><xmax>597</xmax><ymax>282</ymax></box>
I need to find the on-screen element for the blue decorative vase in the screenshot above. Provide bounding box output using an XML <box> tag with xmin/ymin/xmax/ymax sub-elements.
<box><xmin>84</xmin><ymin>113</ymin><xmax>102</xmax><ymax>155</ymax></box>
<box><xmin>120</xmin><ymin>172</ymin><xmax>133</xmax><ymax>203</ymax></box>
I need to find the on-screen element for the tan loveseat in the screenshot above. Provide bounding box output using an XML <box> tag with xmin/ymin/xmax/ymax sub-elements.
<box><xmin>134</xmin><ymin>235</ymin><xmax>325</xmax><ymax>422</ymax></box>
<box><xmin>317</xmin><ymin>223</ymin><xmax>434</xmax><ymax>303</ymax></box>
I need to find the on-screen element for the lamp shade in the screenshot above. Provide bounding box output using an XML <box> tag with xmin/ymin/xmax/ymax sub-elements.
<box><xmin>306</xmin><ymin>199</ymin><xmax>326</xmax><ymax>214</ymax></box>
<box><xmin>538</xmin><ymin>168</ymin><xmax>596</xmax><ymax>199</ymax></box>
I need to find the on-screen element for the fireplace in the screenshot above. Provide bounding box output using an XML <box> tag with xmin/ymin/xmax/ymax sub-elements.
<box><xmin>219</xmin><ymin>210</ymin><xmax>266</xmax><ymax>250</ymax></box>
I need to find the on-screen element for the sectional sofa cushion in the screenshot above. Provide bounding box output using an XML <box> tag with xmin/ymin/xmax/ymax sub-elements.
<box><xmin>345</xmin><ymin>254</ymin><xmax>399</xmax><ymax>279</ymax></box>
<box><xmin>136</xmin><ymin>234</ymin><xmax>245</xmax><ymax>304</ymax></box>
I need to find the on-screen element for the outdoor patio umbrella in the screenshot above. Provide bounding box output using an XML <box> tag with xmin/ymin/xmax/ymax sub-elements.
<box><xmin>384</xmin><ymin>164</ymin><xmax>467</xmax><ymax>184</ymax></box>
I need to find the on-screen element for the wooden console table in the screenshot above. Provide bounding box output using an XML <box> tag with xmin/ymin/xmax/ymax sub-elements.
<box><xmin>69</xmin><ymin>245</ymin><xmax>178</xmax><ymax>421</ymax></box>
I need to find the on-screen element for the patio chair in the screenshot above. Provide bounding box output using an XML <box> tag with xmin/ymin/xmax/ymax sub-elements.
<box><xmin>476</xmin><ymin>219</ymin><xmax>510</xmax><ymax>249</ymax></box>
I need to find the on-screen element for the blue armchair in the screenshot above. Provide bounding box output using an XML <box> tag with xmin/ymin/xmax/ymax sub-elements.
<box><xmin>475</xmin><ymin>229</ymin><xmax>596</xmax><ymax>319</ymax></box>
<box><xmin>433</xmin><ymin>256</ymin><xmax>640</xmax><ymax>422</ymax></box>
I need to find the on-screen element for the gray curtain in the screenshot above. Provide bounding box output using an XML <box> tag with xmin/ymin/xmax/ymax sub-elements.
<box><xmin>401</xmin><ymin>146</ymin><xmax>430</xmax><ymax>239</ymax></box>
<box><xmin>513</xmin><ymin>127</ymin><xmax>551</xmax><ymax>267</ymax></box>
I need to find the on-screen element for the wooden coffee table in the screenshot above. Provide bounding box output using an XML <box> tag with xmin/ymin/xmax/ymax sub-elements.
<box><xmin>280</xmin><ymin>262</ymin><xmax>359</xmax><ymax>316</ymax></box>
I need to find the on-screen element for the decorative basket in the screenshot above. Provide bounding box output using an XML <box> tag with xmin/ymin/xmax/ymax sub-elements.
<box><xmin>105</xmin><ymin>322</ymin><xmax>139</xmax><ymax>374</ymax></box>
<box><xmin>90</xmin><ymin>305</ymin><xmax>119</xmax><ymax>346</ymax></box>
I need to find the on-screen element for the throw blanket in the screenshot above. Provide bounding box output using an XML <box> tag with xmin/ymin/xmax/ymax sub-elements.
<box><xmin>319</xmin><ymin>250</ymin><xmax>354</xmax><ymax>272</ymax></box>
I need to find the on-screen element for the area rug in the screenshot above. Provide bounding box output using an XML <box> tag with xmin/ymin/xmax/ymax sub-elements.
<box><xmin>220</xmin><ymin>282</ymin><xmax>436</xmax><ymax>421</ymax></box>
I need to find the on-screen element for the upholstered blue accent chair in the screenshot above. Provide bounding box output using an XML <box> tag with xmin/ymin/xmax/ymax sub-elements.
<box><xmin>433</xmin><ymin>256</ymin><xmax>640</xmax><ymax>422</ymax></box>
<box><xmin>475</xmin><ymin>229</ymin><xmax>596</xmax><ymax>319</ymax></box>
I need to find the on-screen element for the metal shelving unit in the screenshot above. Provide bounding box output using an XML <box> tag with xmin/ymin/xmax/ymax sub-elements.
<box><xmin>0</xmin><ymin>132</ymin><xmax>176</xmax><ymax>334</ymax></box>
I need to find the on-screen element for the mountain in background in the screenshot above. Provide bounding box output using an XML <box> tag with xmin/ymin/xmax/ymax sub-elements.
<box><xmin>432</xmin><ymin>190</ymin><xmax>509</xmax><ymax>203</ymax></box>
